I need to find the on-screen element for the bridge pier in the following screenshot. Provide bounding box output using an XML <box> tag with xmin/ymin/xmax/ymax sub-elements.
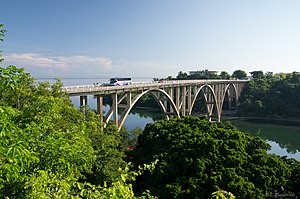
<box><xmin>181</xmin><ymin>86</ymin><xmax>186</xmax><ymax>116</ymax></box>
<box><xmin>96</xmin><ymin>95</ymin><xmax>103</xmax><ymax>123</ymax></box>
<box><xmin>80</xmin><ymin>95</ymin><xmax>88</xmax><ymax>106</ymax></box>
<box><xmin>112</xmin><ymin>93</ymin><xmax>118</xmax><ymax>128</ymax></box>
<box><xmin>187</xmin><ymin>86</ymin><xmax>192</xmax><ymax>114</ymax></box>
<box><xmin>176</xmin><ymin>86</ymin><xmax>180</xmax><ymax>111</ymax></box>
<box><xmin>167</xmin><ymin>87</ymin><xmax>174</xmax><ymax>113</ymax></box>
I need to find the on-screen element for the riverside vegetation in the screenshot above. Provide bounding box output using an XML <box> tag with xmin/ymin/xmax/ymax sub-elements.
<box><xmin>1</xmin><ymin>24</ymin><xmax>300</xmax><ymax>198</ymax></box>
<box><xmin>161</xmin><ymin>69</ymin><xmax>300</xmax><ymax>120</ymax></box>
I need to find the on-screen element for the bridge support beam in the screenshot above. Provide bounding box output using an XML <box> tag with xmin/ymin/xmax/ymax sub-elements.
<box><xmin>187</xmin><ymin>86</ymin><xmax>192</xmax><ymax>112</ymax></box>
<box><xmin>112</xmin><ymin>93</ymin><xmax>118</xmax><ymax>127</ymax></box>
<box><xmin>182</xmin><ymin>86</ymin><xmax>187</xmax><ymax>116</ymax></box>
<box><xmin>167</xmin><ymin>88</ymin><xmax>174</xmax><ymax>113</ymax></box>
<box><xmin>176</xmin><ymin>87</ymin><xmax>180</xmax><ymax>111</ymax></box>
<box><xmin>80</xmin><ymin>95</ymin><xmax>88</xmax><ymax>106</ymax></box>
<box><xmin>96</xmin><ymin>95</ymin><xmax>103</xmax><ymax>123</ymax></box>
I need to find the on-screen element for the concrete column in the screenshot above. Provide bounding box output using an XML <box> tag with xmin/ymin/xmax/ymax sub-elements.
<box><xmin>217</xmin><ymin>84</ymin><xmax>221</xmax><ymax>110</ymax></box>
<box><xmin>112</xmin><ymin>93</ymin><xmax>118</xmax><ymax>127</ymax></box>
<box><xmin>80</xmin><ymin>95</ymin><xmax>88</xmax><ymax>106</ymax></box>
<box><xmin>96</xmin><ymin>95</ymin><xmax>103</xmax><ymax>123</ymax></box>
<box><xmin>80</xmin><ymin>95</ymin><xmax>88</xmax><ymax>118</ymax></box>
<box><xmin>216</xmin><ymin>84</ymin><xmax>221</xmax><ymax>122</ymax></box>
<box><xmin>163</xmin><ymin>94</ymin><xmax>168</xmax><ymax>112</ymax></box>
<box><xmin>187</xmin><ymin>86</ymin><xmax>192</xmax><ymax>115</ymax></box>
<box><xmin>206</xmin><ymin>87</ymin><xmax>213</xmax><ymax>122</ymax></box>
<box><xmin>236</xmin><ymin>83</ymin><xmax>240</xmax><ymax>101</ymax></box>
<box><xmin>181</xmin><ymin>86</ymin><xmax>186</xmax><ymax>116</ymax></box>
<box><xmin>176</xmin><ymin>87</ymin><xmax>180</xmax><ymax>110</ymax></box>
<box><xmin>169</xmin><ymin>88</ymin><xmax>174</xmax><ymax>113</ymax></box>
<box><xmin>127</xmin><ymin>92</ymin><xmax>131</xmax><ymax>106</ymax></box>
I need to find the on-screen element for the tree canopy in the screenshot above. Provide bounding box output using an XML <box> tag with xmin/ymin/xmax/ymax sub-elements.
<box><xmin>131</xmin><ymin>116</ymin><xmax>298</xmax><ymax>198</ymax></box>
<box><xmin>232</xmin><ymin>70</ymin><xmax>247</xmax><ymax>80</ymax></box>
<box><xmin>160</xmin><ymin>69</ymin><xmax>249</xmax><ymax>81</ymax></box>
<box><xmin>238</xmin><ymin>71</ymin><xmax>300</xmax><ymax>118</ymax></box>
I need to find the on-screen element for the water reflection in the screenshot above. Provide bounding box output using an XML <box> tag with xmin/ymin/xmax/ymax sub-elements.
<box><xmin>70</xmin><ymin>95</ymin><xmax>164</xmax><ymax>131</ymax></box>
<box><xmin>268</xmin><ymin>141</ymin><xmax>300</xmax><ymax>160</ymax></box>
<box><xmin>230</xmin><ymin>119</ymin><xmax>300</xmax><ymax>160</ymax></box>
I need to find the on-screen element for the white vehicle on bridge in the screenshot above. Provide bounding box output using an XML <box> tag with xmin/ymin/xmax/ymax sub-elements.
<box><xmin>109</xmin><ymin>77</ymin><xmax>132</xmax><ymax>86</ymax></box>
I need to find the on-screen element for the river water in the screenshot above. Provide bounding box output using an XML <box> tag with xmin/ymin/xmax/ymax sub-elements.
<box><xmin>43</xmin><ymin>78</ymin><xmax>300</xmax><ymax>161</ymax></box>
<box><xmin>230</xmin><ymin>119</ymin><xmax>300</xmax><ymax>160</ymax></box>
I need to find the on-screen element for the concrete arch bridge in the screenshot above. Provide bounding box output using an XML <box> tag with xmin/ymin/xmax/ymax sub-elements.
<box><xmin>64</xmin><ymin>79</ymin><xmax>248</xmax><ymax>131</ymax></box>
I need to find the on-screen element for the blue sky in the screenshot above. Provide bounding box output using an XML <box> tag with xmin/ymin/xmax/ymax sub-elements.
<box><xmin>1</xmin><ymin>0</ymin><xmax>300</xmax><ymax>79</ymax></box>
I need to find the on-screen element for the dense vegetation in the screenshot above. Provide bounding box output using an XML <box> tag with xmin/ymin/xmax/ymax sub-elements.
<box><xmin>0</xmin><ymin>65</ymin><xmax>145</xmax><ymax>198</ymax></box>
<box><xmin>238</xmin><ymin>71</ymin><xmax>300</xmax><ymax>119</ymax></box>
<box><xmin>0</xmin><ymin>24</ymin><xmax>7</xmax><ymax>62</ymax></box>
<box><xmin>0</xmin><ymin>25</ymin><xmax>154</xmax><ymax>198</ymax></box>
<box><xmin>130</xmin><ymin>116</ymin><xmax>299</xmax><ymax>198</ymax></box>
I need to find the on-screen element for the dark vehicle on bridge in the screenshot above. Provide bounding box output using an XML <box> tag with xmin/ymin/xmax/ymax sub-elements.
<box><xmin>109</xmin><ymin>77</ymin><xmax>132</xmax><ymax>86</ymax></box>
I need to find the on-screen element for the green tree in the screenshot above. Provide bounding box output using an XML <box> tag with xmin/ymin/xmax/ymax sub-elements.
<box><xmin>220</xmin><ymin>71</ymin><xmax>231</xmax><ymax>79</ymax></box>
<box><xmin>176</xmin><ymin>71</ymin><xmax>188</xmax><ymax>80</ymax></box>
<box><xmin>0</xmin><ymin>66</ymin><xmax>131</xmax><ymax>198</ymax></box>
<box><xmin>250</xmin><ymin>71</ymin><xmax>264</xmax><ymax>79</ymax></box>
<box><xmin>188</xmin><ymin>70</ymin><xmax>219</xmax><ymax>79</ymax></box>
<box><xmin>0</xmin><ymin>24</ymin><xmax>6</xmax><ymax>63</ymax></box>
<box><xmin>232</xmin><ymin>70</ymin><xmax>247</xmax><ymax>80</ymax></box>
<box><xmin>0</xmin><ymin>65</ymin><xmax>35</xmax><ymax>109</ymax></box>
<box><xmin>131</xmin><ymin>117</ymin><xmax>293</xmax><ymax>198</ymax></box>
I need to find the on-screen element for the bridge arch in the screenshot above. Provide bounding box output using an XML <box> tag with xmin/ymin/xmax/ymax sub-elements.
<box><xmin>118</xmin><ymin>89</ymin><xmax>180</xmax><ymax>130</ymax></box>
<box><xmin>219</xmin><ymin>83</ymin><xmax>238</xmax><ymax>116</ymax></box>
<box><xmin>189</xmin><ymin>85</ymin><xmax>220</xmax><ymax>121</ymax></box>
<box><xmin>70</xmin><ymin>80</ymin><xmax>249</xmax><ymax>130</ymax></box>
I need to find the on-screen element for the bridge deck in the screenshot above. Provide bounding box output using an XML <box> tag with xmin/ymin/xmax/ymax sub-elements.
<box><xmin>64</xmin><ymin>79</ymin><xmax>248</xmax><ymax>96</ymax></box>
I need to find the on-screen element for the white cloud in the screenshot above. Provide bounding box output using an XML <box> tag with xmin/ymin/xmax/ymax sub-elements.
<box><xmin>2</xmin><ymin>52</ymin><xmax>175</xmax><ymax>79</ymax></box>
<box><xmin>58</xmin><ymin>55</ymin><xmax>112</xmax><ymax>70</ymax></box>
<box><xmin>4</xmin><ymin>53</ymin><xmax>66</xmax><ymax>68</ymax></box>
<box><xmin>3</xmin><ymin>53</ymin><xmax>113</xmax><ymax>77</ymax></box>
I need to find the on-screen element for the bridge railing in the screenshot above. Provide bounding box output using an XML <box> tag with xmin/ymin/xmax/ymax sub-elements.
<box><xmin>63</xmin><ymin>79</ymin><xmax>249</xmax><ymax>94</ymax></box>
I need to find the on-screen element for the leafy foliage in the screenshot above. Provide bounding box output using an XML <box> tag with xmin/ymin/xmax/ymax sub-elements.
<box><xmin>238</xmin><ymin>72</ymin><xmax>300</xmax><ymax>118</ymax></box>
<box><xmin>0</xmin><ymin>65</ymin><xmax>134</xmax><ymax>198</ymax></box>
<box><xmin>131</xmin><ymin>116</ymin><xmax>295</xmax><ymax>198</ymax></box>
<box><xmin>158</xmin><ymin>69</ymin><xmax>248</xmax><ymax>81</ymax></box>
<box><xmin>0</xmin><ymin>65</ymin><xmax>35</xmax><ymax>109</ymax></box>
<box><xmin>232</xmin><ymin>70</ymin><xmax>247</xmax><ymax>80</ymax></box>
<box><xmin>77</xmin><ymin>162</ymin><xmax>158</xmax><ymax>199</ymax></box>
<box><xmin>0</xmin><ymin>24</ymin><xmax>7</xmax><ymax>62</ymax></box>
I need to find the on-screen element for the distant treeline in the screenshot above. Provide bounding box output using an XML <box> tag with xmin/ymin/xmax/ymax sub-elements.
<box><xmin>155</xmin><ymin>69</ymin><xmax>248</xmax><ymax>80</ymax></box>
<box><xmin>158</xmin><ymin>69</ymin><xmax>300</xmax><ymax>119</ymax></box>
<box><xmin>238</xmin><ymin>71</ymin><xmax>300</xmax><ymax>119</ymax></box>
